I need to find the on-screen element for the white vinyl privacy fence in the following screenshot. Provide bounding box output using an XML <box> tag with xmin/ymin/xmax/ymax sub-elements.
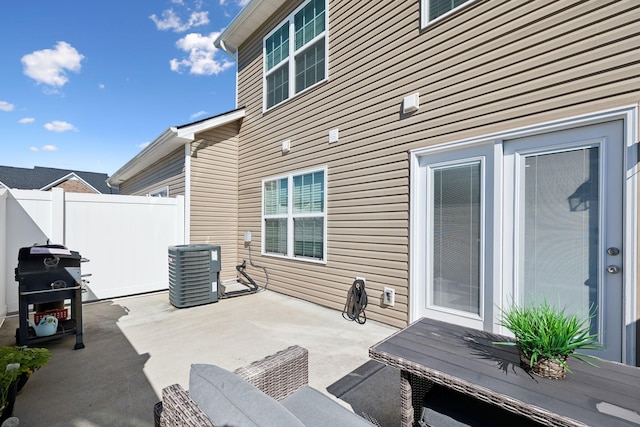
<box><xmin>0</xmin><ymin>188</ymin><xmax>185</xmax><ymax>317</ymax></box>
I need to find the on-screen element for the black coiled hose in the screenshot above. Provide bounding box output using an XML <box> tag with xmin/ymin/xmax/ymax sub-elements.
<box><xmin>342</xmin><ymin>279</ymin><xmax>368</xmax><ymax>324</ymax></box>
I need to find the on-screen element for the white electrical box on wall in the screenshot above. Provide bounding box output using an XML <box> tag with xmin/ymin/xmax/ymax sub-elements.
<box><xmin>383</xmin><ymin>286</ymin><xmax>395</xmax><ymax>306</ymax></box>
<box><xmin>282</xmin><ymin>139</ymin><xmax>291</xmax><ymax>152</ymax></box>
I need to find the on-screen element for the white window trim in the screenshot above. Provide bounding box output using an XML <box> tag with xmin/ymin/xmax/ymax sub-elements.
<box><xmin>262</xmin><ymin>0</ymin><xmax>329</xmax><ymax>112</ymax></box>
<box><xmin>420</xmin><ymin>0</ymin><xmax>478</xmax><ymax>29</ymax></box>
<box><xmin>148</xmin><ymin>186</ymin><xmax>169</xmax><ymax>197</ymax></box>
<box><xmin>410</xmin><ymin>105</ymin><xmax>639</xmax><ymax>365</ymax></box>
<box><xmin>261</xmin><ymin>166</ymin><xmax>328</xmax><ymax>264</ymax></box>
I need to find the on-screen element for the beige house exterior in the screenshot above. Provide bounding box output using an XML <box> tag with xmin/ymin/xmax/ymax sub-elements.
<box><xmin>111</xmin><ymin>0</ymin><xmax>640</xmax><ymax>365</ymax></box>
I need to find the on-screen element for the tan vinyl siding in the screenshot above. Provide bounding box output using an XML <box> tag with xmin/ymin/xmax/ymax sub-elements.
<box><xmin>189</xmin><ymin>122</ymin><xmax>240</xmax><ymax>282</ymax></box>
<box><xmin>118</xmin><ymin>148</ymin><xmax>185</xmax><ymax>196</ymax></box>
<box><xmin>235</xmin><ymin>0</ymin><xmax>640</xmax><ymax>328</ymax></box>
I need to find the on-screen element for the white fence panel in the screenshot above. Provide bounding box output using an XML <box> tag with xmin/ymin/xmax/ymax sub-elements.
<box><xmin>64</xmin><ymin>192</ymin><xmax>183</xmax><ymax>301</ymax></box>
<box><xmin>1</xmin><ymin>188</ymin><xmax>185</xmax><ymax>315</ymax></box>
<box><xmin>3</xmin><ymin>190</ymin><xmax>55</xmax><ymax>317</ymax></box>
<box><xmin>0</xmin><ymin>190</ymin><xmax>6</xmax><ymax>319</ymax></box>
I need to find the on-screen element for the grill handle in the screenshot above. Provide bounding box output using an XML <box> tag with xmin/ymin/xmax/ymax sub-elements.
<box><xmin>20</xmin><ymin>286</ymin><xmax>82</xmax><ymax>296</ymax></box>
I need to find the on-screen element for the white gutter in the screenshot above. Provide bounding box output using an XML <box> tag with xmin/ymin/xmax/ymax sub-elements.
<box><xmin>214</xmin><ymin>0</ymin><xmax>288</xmax><ymax>57</ymax></box>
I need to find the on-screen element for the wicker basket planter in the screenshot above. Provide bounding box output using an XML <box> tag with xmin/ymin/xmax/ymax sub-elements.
<box><xmin>519</xmin><ymin>349</ymin><xmax>568</xmax><ymax>379</ymax></box>
<box><xmin>496</xmin><ymin>300</ymin><xmax>601</xmax><ymax>380</ymax></box>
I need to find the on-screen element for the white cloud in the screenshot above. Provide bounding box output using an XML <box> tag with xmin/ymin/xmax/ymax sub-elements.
<box><xmin>0</xmin><ymin>101</ymin><xmax>14</xmax><ymax>112</ymax></box>
<box><xmin>44</xmin><ymin>120</ymin><xmax>77</xmax><ymax>132</ymax></box>
<box><xmin>190</xmin><ymin>110</ymin><xmax>207</xmax><ymax>120</ymax></box>
<box><xmin>150</xmin><ymin>9</ymin><xmax>209</xmax><ymax>32</ymax></box>
<box><xmin>138</xmin><ymin>141</ymin><xmax>151</xmax><ymax>150</ymax></box>
<box><xmin>99</xmin><ymin>83</ymin><xmax>105</xmax><ymax>89</ymax></box>
<box><xmin>30</xmin><ymin>145</ymin><xmax>58</xmax><ymax>152</ymax></box>
<box><xmin>21</xmin><ymin>42</ymin><xmax>84</xmax><ymax>87</ymax></box>
<box><xmin>19</xmin><ymin>117</ymin><xmax>35</xmax><ymax>124</ymax></box>
<box><xmin>219</xmin><ymin>0</ymin><xmax>250</xmax><ymax>6</ymax></box>
<box><xmin>170</xmin><ymin>32</ymin><xmax>233</xmax><ymax>75</ymax></box>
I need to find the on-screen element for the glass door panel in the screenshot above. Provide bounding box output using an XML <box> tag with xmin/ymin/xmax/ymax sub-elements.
<box><xmin>519</xmin><ymin>147</ymin><xmax>599</xmax><ymax>331</ymax></box>
<box><xmin>505</xmin><ymin>120</ymin><xmax>624</xmax><ymax>362</ymax></box>
<box><xmin>432</xmin><ymin>162</ymin><xmax>481</xmax><ymax>315</ymax></box>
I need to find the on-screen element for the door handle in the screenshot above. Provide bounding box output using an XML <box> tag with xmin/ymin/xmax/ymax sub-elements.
<box><xmin>607</xmin><ymin>247</ymin><xmax>620</xmax><ymax>256</ymax></box>
<box><xmin>606</xmin><ymin>265</ymin><xmax>620</xmax><ymax>274</ymax></box>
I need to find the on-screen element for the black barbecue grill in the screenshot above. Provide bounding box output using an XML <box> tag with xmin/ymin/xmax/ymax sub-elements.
<box><xmin>15</xmin><ymin>244</ymin><xmax>85</xmax><ymax>349</ymax></box>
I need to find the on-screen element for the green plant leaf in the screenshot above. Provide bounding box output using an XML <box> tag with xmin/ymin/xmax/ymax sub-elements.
<box><xmin>494</xmin><ymin>299</ymin><xmax>601</xmax><ymax>370</ymax></box>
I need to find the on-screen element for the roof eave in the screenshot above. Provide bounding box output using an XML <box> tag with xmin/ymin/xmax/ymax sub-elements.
<box><xmin>41</xmin><ymin>172</ymin><xmax>102</xmax><ymax>194</ymax></box>
<box><xmin>107</xmin><ymin>108</ymin><xmax>245</xmax><ymax>186</ymax></box>
<box><xmin>107</xmin><ymin>128</ymin><xmax>184</xmax><ymax>186</ymax></box>
<box><xmin>214</xmin><ymin>0</ymin><xmax>288</xmax><ymax>56</ymax></box>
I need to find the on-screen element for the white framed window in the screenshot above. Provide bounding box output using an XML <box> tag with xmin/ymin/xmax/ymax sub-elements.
<box><xmin>262</xmin><ymin>167</ymin><xmax>327</xmax><ymax>262</ymax></box>
<box><xmin>148</xmin><ymin>186</ymin><xmax>168</xmax><ymax>197</ymax></box>
<box><xmin>421</xmin><ymin>0</ymin><xmax>474</xmax><ymax>28</ymax></box>
<box><xmin>263</xmin><ymin>0</ymin><xmax>327</xmax><ymax>111</ymax></box>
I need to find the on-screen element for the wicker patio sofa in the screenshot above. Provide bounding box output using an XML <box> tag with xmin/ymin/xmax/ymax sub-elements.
<box><xmin>155</xmin><ymin>345</ymin><xmax>378</xmax><ymax>427</ymax></box>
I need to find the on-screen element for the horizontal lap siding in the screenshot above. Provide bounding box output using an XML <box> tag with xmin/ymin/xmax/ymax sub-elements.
<box><xmin>235</xmin><ymin>0</ymin><xmax>640</xmax><ymax>328</ymax></box>
<box><xmin>190</xmin><ymin>122</ymin><xmax>240</xmax><ymax>281</ymax></box>
<box><xmin>118</xmin><ymin>148</ymin><xmax>185</xmax><ymax>196</ymax></box>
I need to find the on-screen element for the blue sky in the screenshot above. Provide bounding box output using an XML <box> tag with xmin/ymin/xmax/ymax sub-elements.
<box><xmin>0</xmin><ymin>0</ymin><xmax>247</xmax><ymax>175</ymax></box>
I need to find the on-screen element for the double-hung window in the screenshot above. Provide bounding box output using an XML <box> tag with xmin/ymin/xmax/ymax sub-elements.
<box><xmin>264</xmin><ymin>0</ymin><xmax>327</xmax><ymax>110</ymax></box>
<box><xmin>421</xmin><ymin>0</ymin><xmax>473</xmax><ymax>27</ymax></box>
<box><xmin>263</xmin><ymin>168</ymin><xmax>326</xmax><ymax>262</ymax></box>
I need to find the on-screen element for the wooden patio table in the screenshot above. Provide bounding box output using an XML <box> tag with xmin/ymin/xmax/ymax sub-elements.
<box><xmin>369</xmin><ymin>317</ymin><xmax>640</xmax><ymax>427</ymax></box>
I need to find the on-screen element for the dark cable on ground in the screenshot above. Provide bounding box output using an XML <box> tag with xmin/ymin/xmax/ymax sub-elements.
<box><xmin>342</xmin><ymin>279</ymin><xmax>368</xmax><ymax>324</ymax></box>
<box><xmin>248</xmin><ymin>242</ymin><xmax>269</xmax><ymax>290</ymax></box>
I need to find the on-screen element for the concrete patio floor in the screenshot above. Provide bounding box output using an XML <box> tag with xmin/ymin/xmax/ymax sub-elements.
<box><xmin>0</xmin><ymin>289</ymin><xmax>401</xmax><ymax>426</ymax></box>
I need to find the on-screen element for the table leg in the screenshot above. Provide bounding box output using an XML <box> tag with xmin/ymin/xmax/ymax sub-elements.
<box><xmin>400</xmin><ymin>370</ymin><xmax>435</xmax><ymax>426</ymax></box>
<box><xmin>400</xmin><ymin>370</ymin><xmax>414</xmax><ymax>427</ymax></box>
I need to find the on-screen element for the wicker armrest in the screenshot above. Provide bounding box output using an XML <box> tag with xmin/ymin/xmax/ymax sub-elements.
<box><xmin>158</xmin><ymin>346</ymin><xmax>309</xmax><ymax>425</ymax></box>
<box><xmin>233</xmin><ymin>345</ymin><xmax>309</xmax><ymax>401</ymax></box>
<box><xmin>159</xmin><ymin>384</ymin><xmax>215</xmax><ymax>427</ymax></box>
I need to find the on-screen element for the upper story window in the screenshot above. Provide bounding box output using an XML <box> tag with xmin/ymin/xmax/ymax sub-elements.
<box><xmin>263</xmin><ymin>167</ymin><xmax>326</xmax><ymax>262</ymax></box>
<box><xmin>148</xmin><ymin>186</ymin><xmax>168</xmax><ymax>197</ymax></box>
<box><xmin>422</xmin><ymin>0</ymin><xmax>473</xmax><ymax>27</ymax></box>
<box><xmin>264</xmin><ymin>0</ymin><xmax>327</xmax><ymax>111</ymax></box>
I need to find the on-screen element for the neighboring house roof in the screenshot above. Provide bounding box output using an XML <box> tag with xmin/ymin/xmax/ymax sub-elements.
<box><xmin>107</xmin><ymin>108</ymin><xmax>245</xmax><ymax>186</ymax></box>
<box><xmin>0</xmin><ymin>165</ymin><xmax>114</xmax><ymax>194</ymax></box>
<box><xmin>215</xmin><ymin>0</ymin><xmax>287</xmax><ymax>56</ymax></box>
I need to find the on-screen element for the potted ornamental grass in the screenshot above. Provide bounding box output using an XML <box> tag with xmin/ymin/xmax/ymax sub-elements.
<box><xmin>0</xmin><ymin>362</ymin><xmax>20</xmax><ymax>423</ymax></box>
<box><xmin>495</xmin><ymin>300</ymin><xmax>601</xmax><ymax>379</ymax></box>
<box><xmin>0</xmin><ymin>346</ymin><xmax>51</xmax><ymax>422</ymax></box>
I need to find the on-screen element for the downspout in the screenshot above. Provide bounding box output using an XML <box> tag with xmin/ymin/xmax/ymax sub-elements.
<box><xmin>184</xmin><ymin>142</ymin><xmax>191</xmax><ymax>244</ymax></box>
<box><xmin>219</xmin><ymin>40</ymin><xmax>239</xmax><ymax>109</ymax></box>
